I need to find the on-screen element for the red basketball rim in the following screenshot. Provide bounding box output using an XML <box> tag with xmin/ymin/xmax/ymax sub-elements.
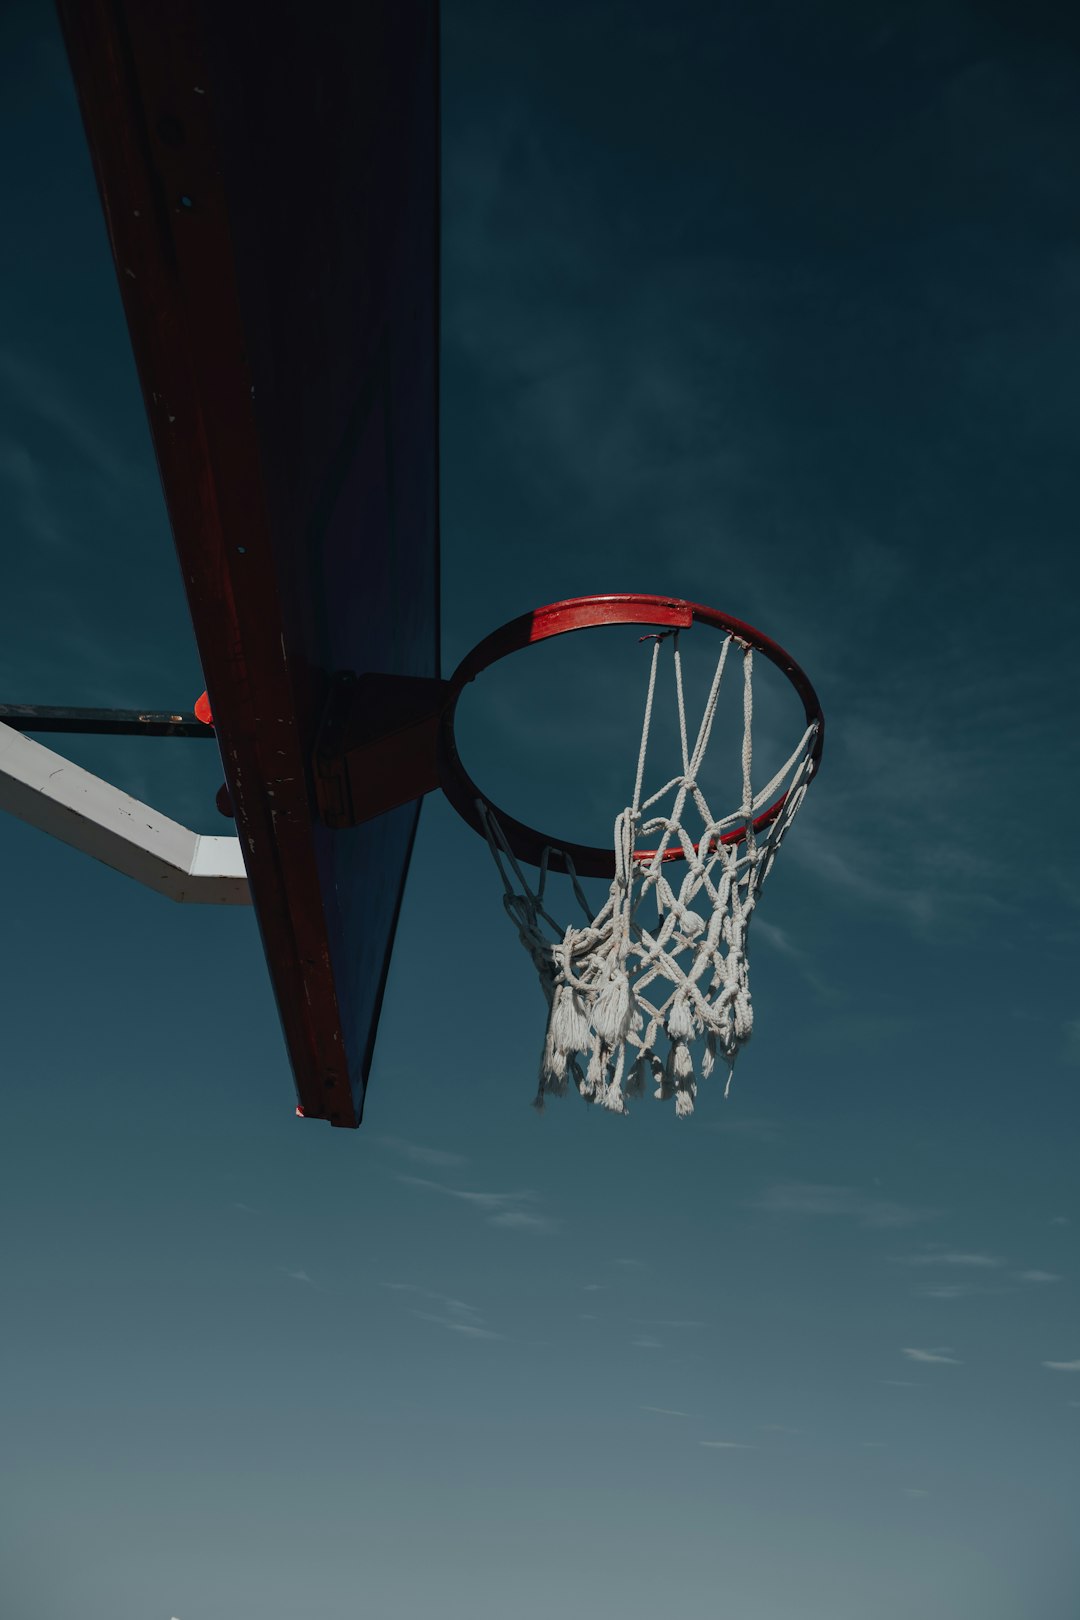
<box><xmin>438</xmin><ymin>593</ymin><xmax>824</xmax><ymax>880</ymax></box>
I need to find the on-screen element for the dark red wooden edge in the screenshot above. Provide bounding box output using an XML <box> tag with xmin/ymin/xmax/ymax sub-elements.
<box><xmin>54</xmin><ymin>0</ymin><xmax>362</xmax><ymax>1125</ymax></box>
<box><xmin>439</xmin><ymin>594</ymin><xmax>825</xmax><ymax>879</ymax></box>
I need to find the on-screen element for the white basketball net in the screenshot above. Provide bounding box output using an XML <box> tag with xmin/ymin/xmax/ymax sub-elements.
<box><xmin>481</xmin><ymin>630</ymin><xmax>819</xmax><ymax>1117</ymax></box>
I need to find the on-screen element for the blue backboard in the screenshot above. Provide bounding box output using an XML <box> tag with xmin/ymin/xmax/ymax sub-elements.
<box><xmin>58</xmin><ymin>0</ymin><xmax>440</xmax><ymax>1125</ymax></box>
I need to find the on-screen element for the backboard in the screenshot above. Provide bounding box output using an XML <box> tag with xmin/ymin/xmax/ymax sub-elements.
<box><xmin>56</xmin><ymin>1</ymin><xmax>440</xmax><ymax>1126</ymax></box>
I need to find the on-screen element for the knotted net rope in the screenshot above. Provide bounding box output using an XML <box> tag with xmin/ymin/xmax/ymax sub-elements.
<box><xmin>481</xmin><ymin>631</ymin><xmax>819</xmax><ymax>1117</ymax></box>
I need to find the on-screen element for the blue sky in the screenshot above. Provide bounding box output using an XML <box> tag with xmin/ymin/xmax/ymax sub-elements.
<box><xmin>2</xmin><ymin>2</ymin><xmax>1079</xmax><ymax>1617</ymax></box>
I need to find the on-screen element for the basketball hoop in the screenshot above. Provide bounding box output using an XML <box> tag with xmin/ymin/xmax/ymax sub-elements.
<box><xmin>439</xmin><ymin>595</ymin><xmax>824</xmax><ymax>1117</ymax></box>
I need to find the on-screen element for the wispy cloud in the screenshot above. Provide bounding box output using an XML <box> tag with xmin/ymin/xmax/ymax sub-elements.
<box><xmin>900</xmin><ymin>1256</ymin><xmax>1061</xmax><ymax>1295</ymax></box>
<box><xmin>898</xmin><ymin>1251</ymin><xmax>1007</xmax><ymax>1296</ymax></box>
<box><xmin>700</xmin><ymin>1440</ymin><xmax>753</xmax><ymax>1450</ymax></box>
<box><xmin>632</xmin><ymin>1336</ymin><xmax>663</xmax><ymax>1350</ymax></box>
<box><xmin>412</xmin><ymin>1310</ymin><xmax>502</xmax><ymax>1340</ymax></box>
<box><xmin>378</xmin><ymin>1135</ymin><xmax>468</xmax><ymax>1169</ymax></box>
<box><xmin>1042</xmin><ymin>1358</ymin><xmax>1080</xmax><ymax>1373</ymax></box>
<box><xmin>786</xmin><ymin>830</ymin><xmax>934</xmax><ymax>928</ymax></box>
<box><xmin>398</xmin><ymin>1175</ymin><xmax>559</xmax><ymax>1233</ymax></box>
<box><xmin>898</xmin><ymin>1250</ymin><xmax>1002</xmax><ymax>1268</ymax></box>
<box><xmin>902</xmin><ymin>1347</ymin><xmax>961</xmax><ymax>1365</ymax></box>
<box><xmin>640</xmin><ymin>1405</ymin><xmax>692</xmax><ymax>1418</ymax></box>
<box><xmin>282</xmin><ymin>1268</ymin><xmax>314</xmax><ymax>1286</ymax></box>
<box><xmin>786</xmin><ymin>672</ymin><xmax>1039</xmax><ymax>931</ymax></box>
<box><xmin>490</xmin><ymin>1208</ymin><xmax>558</xmax><ymax>1232</ymax></box>
<box><xmin>632</xmin><ymin>1318</ymin><xmax>704</xmax><ymax>1329</ymax></box>
<box><xmin>753</xmin><ymin>1182</ymin><xmax>937</xmax><ymax>1229</ymax></box>
<box><xmin>0</xmin><ymin>438</ymin><xmax>64</xmax><ymax>549</ymax></box>
<box><xmin>752</xmin><ymin>918</ymin><xmax>835</xmax><ymax>999</ymax></box>
<box><xmin>385</xmin><ymin>1284</ymin><xmax>503</xmax><ymax>1341</ymax></box>
<box><xmin>917</xmin><ymin>1284</ymin><xmax>1002</xmax><ymax>1301</ymax></box>
<box><xmin>0</xmin><ymin>349</ymin><xmax>142</xmax><ymax>490</ymax></box>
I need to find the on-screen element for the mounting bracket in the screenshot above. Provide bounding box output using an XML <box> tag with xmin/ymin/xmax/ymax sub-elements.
<box><xmin>313</xmin><ymin>672</ymin><xmax>450</xmax><ymax>831</ymax></box>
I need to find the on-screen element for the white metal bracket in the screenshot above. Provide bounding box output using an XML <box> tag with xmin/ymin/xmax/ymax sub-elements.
<box><xmin>0</xmin><ymin>720</ymin><xmax>250</xmax><ymax>905</ymax></box>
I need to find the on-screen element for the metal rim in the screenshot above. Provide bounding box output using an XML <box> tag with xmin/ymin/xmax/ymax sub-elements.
<box><xmin>438</xmin><ymin>594</ymin><xmax>825</xmax><ymax>879</ymax></box>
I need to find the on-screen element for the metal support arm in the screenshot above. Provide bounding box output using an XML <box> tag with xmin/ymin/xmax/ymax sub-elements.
<box><xmin>0</xmin><ymin>721</ymin><xmax>249</xmax><ymax>904</ymax></box>
<box><xmin>0</xmin><ymin>703</ymin><xmax>216</xmax><ymax>738</ymax></box>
